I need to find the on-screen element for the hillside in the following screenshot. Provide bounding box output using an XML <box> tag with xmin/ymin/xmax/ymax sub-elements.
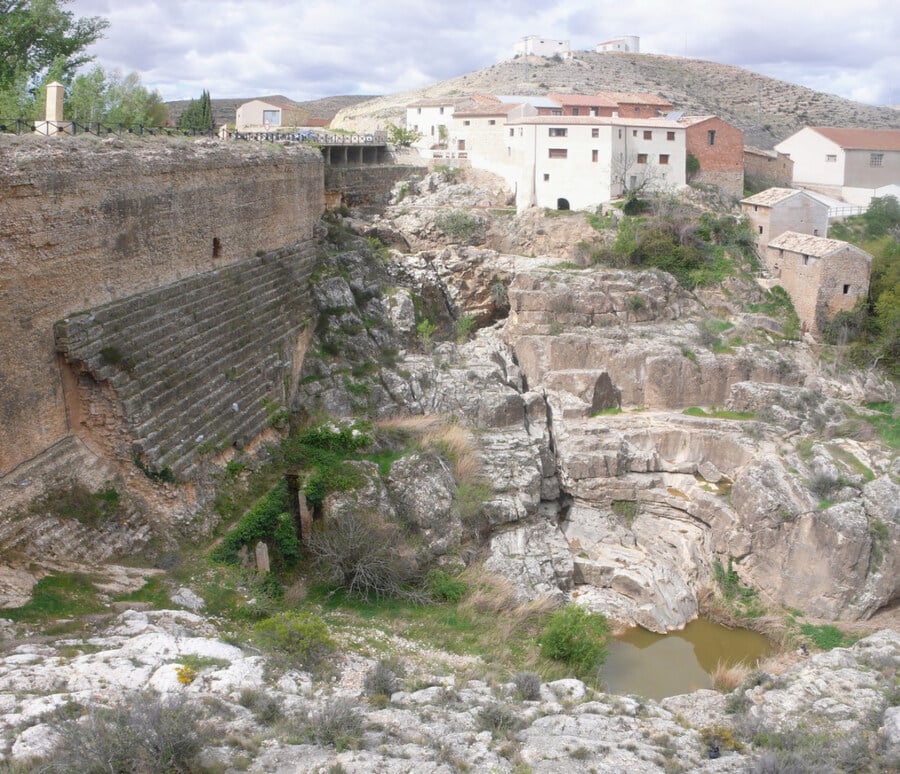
<box><xmin>332</xmin><ymin>51</ymin><xmax>900</xmax><ymax>148</ymax></box>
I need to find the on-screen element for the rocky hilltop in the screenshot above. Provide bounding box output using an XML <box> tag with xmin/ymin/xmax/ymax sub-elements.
<box><xmin>332</xmin><ymin>51</ymin><xmax>900</xmax><ymax>148</ymax></box>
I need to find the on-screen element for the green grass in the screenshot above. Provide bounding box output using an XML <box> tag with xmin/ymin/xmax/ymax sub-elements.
<box><xmin>3</xmin><ymin>573</ymin><xmax>105</xmax><ymax>622</ymax></box>
<box><xmin>683</xmin><ymin>406</ymin><xmax>756</xmax><ymax>420</ymax></box>
<box><xmin>114</xmin><ymin>576</ymin><xmax>170</xmax><ymax>609</ymax></box>
<box><xmin>827</xmin><ymin>444</ymin><xmax>875</xmax><ymax>482</ymax></box>
<box><xmin>799</xmin><ymin>623</ymin><xmax>857</xmax><ymax>650</ymax></box>
<box><xmin>591</xmin><ymin>407</ymin><xmax>622</xmax><ymax>416</ymax></box>
<box><xmin>863</xmin><ymin>403</ymin><xmax>899</xmax><ymax>449</ymax></box>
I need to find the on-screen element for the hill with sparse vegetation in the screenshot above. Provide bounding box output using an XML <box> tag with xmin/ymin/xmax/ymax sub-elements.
<box><xmin>332</xmin><ymin>51</ymin><xmax>900</xmax><ymax>148</ymax></box>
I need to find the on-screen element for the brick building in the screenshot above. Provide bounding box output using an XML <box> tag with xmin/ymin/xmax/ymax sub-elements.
<box><xmin>680</xmin><ymin>116</ymin><xmax>744</xmax><ymax>197</ymax></box>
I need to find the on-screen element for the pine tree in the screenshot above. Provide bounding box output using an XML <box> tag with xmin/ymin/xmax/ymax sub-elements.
<box><xmin>177</xmin><ymin>89</ymin><xmax>213</xmax><ymax>133</ymax></box>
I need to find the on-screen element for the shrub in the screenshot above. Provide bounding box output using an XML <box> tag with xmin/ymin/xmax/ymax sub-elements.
<box><xmin>309</xmin><ymin>697</ymin><xmax>364</xmax><ymax>750</ymax></box>
<box><xmin>456</xmin><ymin>313</ymin><xmax>477</xmax><ymax>342</ymax></box>
<box><xmin>253</xmin><ymin>612</ymin><xmax>335</xmax><ymax>670</ymax></box>
<box><xmin>363</xmin><ymin>660</ymin><xmax>401</xmax><ymax>699</ymax></box>
<box><xmin>539</xmin><ymin>605</ymin><xmax>609</xmax><ymax>675</ymax></box>
<box><xmin>513</xmin><ymin>671</ymin><xmax>542</xmax><ymax>701</ymax></box>
<box><xmin>307</xmin><ymin>510</ymin><xmax>421</xmax><ymax>600</ymax></box>
<box><xmin>477</xmin><ymin>702</ymin><xmax>522</xmax><ymax>736</ymax></box>
<box><xmin>426</xmin><ymin>569</ymin><xmax>468</xmax><ymax>602</ymax></box>
<box><xmin>48</xmin><ymin>692</ymin><xmax>206</xmax><ymax>774</ymax></box>
<box><xmin>238</xmin><ymin>689</ymin><xmax>283</xmax><ymax>725</ymax></box>
<box><xmin>29</xmin><ymin>483</ymin><xmax>123</xmax><ymax>528</ymax></box>
<box><xmin>435</xmin><ymin>210</ymin><xmax>481</xmax><ymax>244</ymax></box>
<box><xmin>799</xmin><ymin>623</ymin><xmax>856</xmax><ymax>650</ymax></box>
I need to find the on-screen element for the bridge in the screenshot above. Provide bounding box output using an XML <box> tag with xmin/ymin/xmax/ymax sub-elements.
<box><xmin>230</xmin><ymin>130</ymin><xmax>390</xmax><ymax>165</ymax></box>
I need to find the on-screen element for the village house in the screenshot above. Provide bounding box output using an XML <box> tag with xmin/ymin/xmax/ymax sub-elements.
<box><xmin>764</xmin><ymin>232</ymin><xmax>871</xmax><ymax>333</ymax></box>
<box><xmin>774</xmin><ymin>127</ymin><xmax>900</xmax><ymax>207</ymax></box>
<box><xmin>405</xmin><ymin>97</ymin><xmax>474</xmax><ymax>152</ymax></box>
<box><xmin>680</xmin><ymin>115</ymin><xmax>744</xmax><ymax>197</ymax></box>
<box><xmin>741</xmin><ymin>188</ymin><xmax>829</xmax><ymax>249</ymax></box>
<box><xmin>596</xmin><ymin>35</ymin><xmax>640</xmax><ymax>53</ymax></box>
<box><xmin>513</xmin><ymin>36</ymin><xmax>571</xmax><ymax>58</ymax></box>
<box><xmin>545</xmin><ymin>92</ymin><xmax>673</xmax><ymax>119</ymax></box>
<box><xmin>235</xmin><ymin>96</ymin><xmax>308</xmax><ymax>131</ymax></box>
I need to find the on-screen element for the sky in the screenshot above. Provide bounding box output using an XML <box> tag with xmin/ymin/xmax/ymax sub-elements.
<box><xmin>66</xmin><ymin>0</ymin><xmax>900</xmax><ymax>107</ymax></box>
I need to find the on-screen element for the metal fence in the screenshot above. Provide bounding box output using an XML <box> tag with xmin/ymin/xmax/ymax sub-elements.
<box><xmin>230</xmin><ymin>129</ymin><xmax>386</xmax><ymax>145</ymax></box>
<box><xmin>0</xmin><ymin>119</ymin><xmax>216</xmax><ymax>138</ymax></box>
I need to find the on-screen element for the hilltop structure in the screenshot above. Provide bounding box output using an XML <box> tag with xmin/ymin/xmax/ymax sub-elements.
<box><xmin>513</xmin><ymin>36</ymin><xmax>571</xmax><ymax>59</ymax></box>
<box><xmin>596</xmin><ymin>35</ymin><xmax>640</xmax><ymax>53</ymax></box>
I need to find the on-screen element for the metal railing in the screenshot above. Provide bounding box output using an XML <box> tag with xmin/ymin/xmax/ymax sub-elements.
<box><xmin>230</xmin><ymin>129</ymin><xmax>386</xmax><ymax>145</ymax></box>
<box><xmin>828</xmin><ymin>205</ymin><xmax>866</xmax><ymax>220</ymax></box>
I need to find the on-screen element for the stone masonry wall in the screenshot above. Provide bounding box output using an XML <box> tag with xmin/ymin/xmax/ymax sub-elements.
<box><xmin>0</xmin><ymin>138</ymin><xmax>323</xmax><ymax>477</ymax></box>
<box><xmin>54</xmin><ymin>244</ymin><xmax>316</xmax><ymax>478</ymax></box>
<box><xmin>324</xmin><ymin>164</ymin><xmax>420</xmax><ymax>209</ymax></box>
<box><xmin>686</xmin><ymin>118</ymin><xmax>744</xmax><ymax>197</ymax></box>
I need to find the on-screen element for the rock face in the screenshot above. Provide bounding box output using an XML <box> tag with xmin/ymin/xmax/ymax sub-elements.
<box><xmin>0</xmin><ymin>609</ymin><xmax>896</xmax><ymax>772</ymax></box>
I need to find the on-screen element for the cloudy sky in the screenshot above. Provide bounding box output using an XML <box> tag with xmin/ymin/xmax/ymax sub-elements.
<box><xmin>67</xmin><ymin>0</ymin><xmax>899</xmax><ymax>106</ymax></box>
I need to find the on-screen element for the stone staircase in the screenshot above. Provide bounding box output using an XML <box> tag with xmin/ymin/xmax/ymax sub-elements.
<box><xmin>55</xmin><ymin>242</ymin><xmax>316</xmax><ymax>479</ymax></box>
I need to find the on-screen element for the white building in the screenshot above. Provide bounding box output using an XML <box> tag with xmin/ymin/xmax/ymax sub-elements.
<box><xmin>513</xmin><ymin>36</ymin><xmax>571</xmax><ymax>59</ymax></box>
<box><xmin>405</xmin><ymin>97</ymin><xmax>474</xmax><ymax>153</ymax></box>
<box><xmin>596</xmin><ymin>35</ymin><xmax>640</xmax><ymax>53</ymax></box>
<box><xmin>774</xmin><ymin>127</ymin><xmax>900</xmax><ymax>207</ymax></box>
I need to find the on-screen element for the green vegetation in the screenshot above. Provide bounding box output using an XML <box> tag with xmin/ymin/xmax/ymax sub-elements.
<box><xmin>611</xmin><ymin>499</ymin><xmax>638</xmax><ymax>527</ymax></box>
<box><xmin>713</xmin><ymin>557</ymin><xmax>765</xmax><ymax>619</ymax></box>
<box><xmin>3</xmin><ymin>573</ymin><xmax>104</xmax><ymax>622</ymax></box>
<box><xmin>67</xmin><ymin>66</ymin><xmax>168</xmax><ymax>127</ymax></box>
<box><xmin>538</xmin><ymin>605</ymin><xmax>609</xmax><ymax>678</ymax></box>
<box><xmin>434</xmin><ymin>210</ymin><xmax>481</xmax><ymax>244</ymax></box>
<box><xmin>177</xmin><ymin>89</ymin><xmax>214</xmax><ymax>131</ymax></box>
<box><xmin>385</xmin><ymin>122</ymin><xmax>422</xmax><ymax>147</ymax></box>
<box><xmin>824</xmin><ymin>197</ymin><xmax>900</xmax><ymax>376</ymax></box>
<box><xmin>417</xmin><ymin>318</ymin><xmax>438</xmax><ymax>350</ymax></box>
<box><xmin>456</xmin><ymin>313</ymin><xmax>477</xmax><ymax>342</ymax></box>
<box><xmin>799</xmin><ymin>623</ymin><xmax>856</xmax><ymax>650</ymax></box>
<box><xmin>29</xmin><ymin>482</ymin><xmax>122</xmax><ymax>528</ymax></box>
<box><xmin>426</xmin><ymin>569</ymin><xmax>468</xmax><ymax>603</ymax></box>
<box><xmin>683</xmin><ymin>406</ymin><xmax>756</xmax><ymax>420</ymax></box>
<box><xmin>253</xmin><ymin>611</ymin><xmax>336</xmax><ymax>670</ymax></box>
<box><xmin>862</xmin><ymin>401</ymin><xmax>899</xmax><ymax>449</ymax></box>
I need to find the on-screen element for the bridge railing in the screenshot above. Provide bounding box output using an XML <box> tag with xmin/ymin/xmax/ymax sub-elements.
<box><xmin>0</xmin><ymin>118</ymin><xmax>215</xmax><ymax>137</ymax></box>
<box><xmin>828</xmin><ymin>205</ymin><xmax>866</xmax><ymax>220</ymax></box>
<box><xmin>230</xmin><ymin>129</ymin><xmax>387</xmax><ymax>145</ymax></box>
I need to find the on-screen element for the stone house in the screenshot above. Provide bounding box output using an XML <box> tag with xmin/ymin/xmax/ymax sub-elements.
<box><xmin>774</xmin><ymin>126</ymin><xmax>900</xmax><ymax>206</ymax></box>
<box><xmin>679</xmin><ymin>115</ymin><xmax>744</xmax><ymax>196</ymax></box>
<box><xmin>235</xmin><ymin>96</ymin><xmax>307</xmax><ymax>130</ymax></box>
<box><xmin>405</xmin><ymin>97</ymin><xmax>474</xmax><ymax>153</ymax></box>
<box><xmin>744</xmin><ymin>146</ymin><xmax>794</xmax><ymax>188</ymax></box>
<box><xmin>741</xmin><ymin>188</ymin><xmax>829</xmax><ymax>250</ymax></box>
<box><xmin>765</xmin><ymin>232</ymin><xmax>871</xmax><ymax>333</ymax></box>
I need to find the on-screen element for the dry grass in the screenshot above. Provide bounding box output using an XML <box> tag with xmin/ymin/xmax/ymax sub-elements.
<box><xmin>711</xmin><ymin>660</ymin><xmax>750</xmax><ymax>692</ymax></box>
<box><xmin>376</xmin><ymin>414</ymin><xmax>482</xmax><ymax>483</ymax></box>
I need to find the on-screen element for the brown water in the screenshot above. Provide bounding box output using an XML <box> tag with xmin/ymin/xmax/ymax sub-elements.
<box><xmin>600</xmin><ymin>619</ymin><xmax>771</xmax><ymax>701</ymax></box>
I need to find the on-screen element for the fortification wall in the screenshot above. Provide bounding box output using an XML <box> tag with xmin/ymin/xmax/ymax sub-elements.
<box><xmin>325</xmin><ymin>164</ymin><xmax>420</xmax><ymax>209</ymax></box>
<box><xmin>0</xmin><ymin>138</ymin><xmax>324</xmax><ymax>477</ymax></box>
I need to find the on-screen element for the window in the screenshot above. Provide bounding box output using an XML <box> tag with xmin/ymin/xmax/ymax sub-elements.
<box><xmin>572</xmin><ymin>108</ymin><xmax>580</xmax><ymax>116</ymax></box>
<box><xmin>543</xmin><ymin>173</ymin><xmax>550</xmax><ymax>181</ymax></box>
<box><xmin>439</xmin><ymin>107</ymin><xmax>444</xmax><ymax>114</ymax></box>
<box><xmin>659</xmin><ymin>154</ymin><xmax>669</xmax><ymax>165</ymax></box>
<box><xmin>509</xmin><ymin>128</ymin><xmax>514</xmax><ymax>136</ymax></box>
<box><xmin>632</xmin><ymin>130</ymin><xmax>637</xmax><ymax>137</ymax></box>
<box><xmin>637</xmin><ymin>153</ymin><xmax>648</xmax><ymax>164</ymax></box>
<box><xmin>488</xmin><ymin>119</ymin><xmax>496</xmax><ymax>125</ymax></box>
<box><xmin>463</xmin><ymin>120</ymin><xmax>470</xmax><ymax>126</ymax></box>
<box><xmin>458</xmin><ymin>139</ymin><xmax>466</xmax><ymax>150</ymax></box>
<box><xmin>707</xmin><ymin>130</ymin><xmax>716</xmax><ymax>146</ymax></box>
<box><xmin>843</xmin><ymin>284</ymin><xmax>850</xmax><ymax>294</ymax></box>
<box><xmin>635</xmin><ymin>106</ymin><xmax>642</xmax><ymax>115</ymax></box>
<box><xmin>618</xmin><ymin>129</ymin><xmax>623</xmax><ymax>139</ymax></box>
<box><xmin>643</xmin><ymin>130</ymin><xmax>652</xmax><ymax>140</ymax></box>
<box><xmin>870</xmin><ymin>153</ymin><xmax>884</xmax><ymax>167</ymax></box>
<box><xmin>551</xmin><ymin>109</ymin><xmax>562</xmax><ymax>116</ymax></box>
<box><xmin>813</xmin><ymin>228</ymin><xmax>819</xmax><ymax>236</ymax></box>
<box><xmin>262</xmin><ymin>109</ymin><xmax>280</xmax><ymax>127</ymax></box>
<box><xmin>592</xmin><ymin>128</ymin><xmax>599</xmax><ymax>138</ymax></box>
<box><xmin>549</xmin><ymin>127</ymin><xmax>568</xmax><ymax>137</ymax></box>
<box><xmin>417</xmin><ymin>108</ymin><xmax>422</xmax><ymax>114</ymax></box>
<box><xmin>753</xmin><ymin>205</ymin><xmax>758</xmax><ymax>212</ymax></box>
<box><xmin>548</xmin><ymin>148</ymin><xmax>568</xmax><ymax>159</ymax></box>
<box><xmin>803</xmin><ymin>255</ymin><xmax>809</xmax><ymax>265</ymax></box>
<box><xmin>758</xmin><ymin>225</ymin><xmax>763</xmax><ymax>234</ymax></box>
<box><xmin>667</xmin><ymin>131</ymin><xmax>675</xmax><ymax>141</ymax></box>
<box><xmin>592</xmin><ymin>149</ymin><xmax>598</xmax><ymax>162</ymax></box>
<box><xmin>825</xmin><ymin>154</ymin><xmax>837</xmax><ymax>162</ymax></box>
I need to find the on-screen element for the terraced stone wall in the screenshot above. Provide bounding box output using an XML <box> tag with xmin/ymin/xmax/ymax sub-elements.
<box><xmin>0</xmin><ymin>140</ymin><xmax>323</xmax><ymax>478</ymax></box>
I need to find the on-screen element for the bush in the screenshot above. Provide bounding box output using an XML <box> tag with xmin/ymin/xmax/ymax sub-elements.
<box><xmin>426</xmin><ymin>569</ymin><xmax>467</xmax><ymax>602</ymax></box>
<box><xmin>477</xmin><ymin>702</ymin><xmax>522</xmax><ymax>736</ymax></box>
<box><xmin>48</xmin><ymin>692</ymin><xmax>206</xmax><ymax>774</ymax></box>
<box><xmin>363</xmin><ymin>659</ymin><xmax>401</xmax><ymax>699</ymax></box>
<box><xmin>513</xmin><ymin>671</ymin><xmax>542</xmax><ymax>701</ymax></box>
<box><xmin>307</xmin><ymin>510</ymin><xmax>421</xmax><ymax>600</ymax></box>
<box><xmin>253</xmin><ymin>612</ymin><xmax>335</xmax><ymax>670</ymax></box>
<box><xmin>309</xmin><ymin>697</ymin><xmax>364</xmax><ymax>750</ymax></box>
<box><xmin>30</xmin><ymin>483</ymin><xmax>123</xmax><ymax>528</ymax></box>
<box><xmin>434</xmin><ymin>210</ymin><xmax>481</xmax><ymax>244</ymax></box>
<box><xmin>538</xmin><ymin>604</ymin><xmax>609</xmax><ymax>676</ymax></box>
<box><xmin>238</xmin><ymin>689</ymin><xmax>283</xmax><ymax>725</ymax></box>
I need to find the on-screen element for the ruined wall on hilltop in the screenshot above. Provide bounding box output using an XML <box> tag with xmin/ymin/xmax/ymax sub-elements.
<box><xmin>0</xmin><ymin>138</ymin><xmax>324</xmax><ymax>479</ymax></box>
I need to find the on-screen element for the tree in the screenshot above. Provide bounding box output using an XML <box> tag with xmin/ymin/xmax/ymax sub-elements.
<box><xmin>611</xmin><ymin>152</ymin><xmax>663</xmax><ymax>199</ymax></box>
<box><xmin>177</xmin><ymin>89</ymin><xmax>213</xmax><ymax>133</ymax></box>
<box><xmin>0</xmin><ymin>0</ymin><xmax>108</xmax><ymax>91</ymax></box>
<box><xmin>386</xmin><ymin>122</ymin><xmax>421</xmax><ymax>147</ymax></box>
<box><xmin>863</xmin><ymin>195</ymin><xmax>900</xmax><ymax>237</ymax></box>
<box><xmin>66</xmin><ymin>66</ymin><xmax>168</xmax><ymax>127</ymax></box>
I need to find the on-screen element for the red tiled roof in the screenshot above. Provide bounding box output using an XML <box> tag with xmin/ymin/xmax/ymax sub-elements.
<box><xmin>596</xmin><ymin>90</ymin><xmax>673</xmax><ymax>106</ymax></box>
<box><xmin>548</xmin><ymin>92</ymin><xmax>618</xmax><ymax>108</ymax></box>
<box><xmin>810</xmin><ymin>127</ymin><xmax>900</xmax><ymax>151</ymax></box>
<box><xmin>250</xmin><ymin>95</ymin><xmax>300</xmax><ymax>109</ymax></box>
<box><xmin>454</xmin><ymin>103</ymin><xmax>522</xmax><ymax>117</ymax></box>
